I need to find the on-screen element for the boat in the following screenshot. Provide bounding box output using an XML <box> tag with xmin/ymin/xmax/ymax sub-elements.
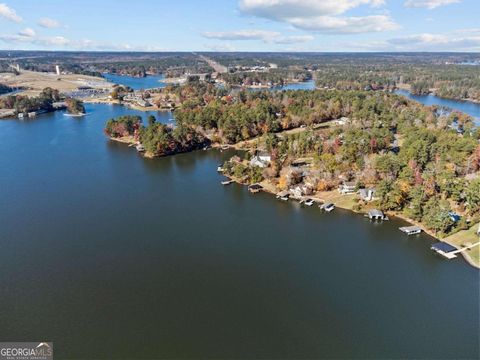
<box><xmin>221</xmin><ymin>180</ymin><xmax>234</xmax><ymax>185</ymax></box>
<box><xmin>320</xmin><ymin>203</ymin><xmax>335</xmax><ymax>212</ymax></box>
<box><xmin>304</xmin><ymin>199</ymin><xmax>315</xmax><ymax>206</ymax></box>
<box><xmin>217</xmin><ymin>166</ymin><xmax>224</xmax><ymax>172</ymax></box>
<box><xmin>220</xmin><ymin>145</ymin><xmax>230</xmax><ymax>151</ymax></box>
<box><xmin>136</xmin><ymin>144</ymin><xmax>145</xmax><ymax>152</ymax></box>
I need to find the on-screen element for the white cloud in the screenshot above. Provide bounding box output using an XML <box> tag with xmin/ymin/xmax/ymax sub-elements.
<box><xmin>18</xmin><ymin>27</ymin><xmax>36</xmax><ymax>37</ymax></box>
<box><xmin>203</xmin><ymin>29</ymin><xmax>279</xmax><ymax>41</ymax></box>
<box><xmin>238</xmin><ymin>0</ymin><xmax>396</xmax><ymax>34</ymax></box>
<box><xmin>274</xmin><ymin>35</ymin><xmax>315</xmax><ymax>44</ymax></box>
<box><xmin>0</xmin><ymin>3</ymin><xmax>22</xmax><ymax>22</ymax></box>
<box><xmin>404</xmin><ymin>0</ymin><xmax>460</xmax><ymax>9</ymax></box>
<box><xmin>287</xmin><ymin>15</ymin><xmax>398</xmax><ymax>33</ymax></box>
<box><xmin>202</xmin><ymin>29</ymin><xmax>314</xmax><ymax>44</ymax></box>
<box><xmin>0</xmin><ymin>30</ymin><xmax>166</xmax><ymax>51</ymax></box>
<box><xmin>38</xmin><ymin>17</ymin><xmax>60</xmax><ymax>28</ymax></box>
<box><xmin>239</xmin><ymin>0</ymin><xmax>385</xmax><ymax>18</ymax></box>
<box><xmin>0</xmin><ymin>32</ymin><xmax>69</xmax><ymax>47</ymax></box>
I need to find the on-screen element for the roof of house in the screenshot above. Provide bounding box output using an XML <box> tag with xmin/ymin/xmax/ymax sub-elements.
<box><xmin>343</xmin><ymin>181</ymin><xmax>356</xmax><ymax>187</ymax></box>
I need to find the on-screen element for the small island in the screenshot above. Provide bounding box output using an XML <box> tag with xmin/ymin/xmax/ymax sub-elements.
<box><xmin>65</xmin><ymin>98</ymin><xmax>86</xmax><ymax>116</ymax></box>
<box><xmin>104</xmin><ymin>114</ymin><xmax>208</xmax><ymax>158</ymax></box>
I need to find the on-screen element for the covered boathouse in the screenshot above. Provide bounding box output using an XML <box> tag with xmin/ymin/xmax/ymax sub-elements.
<box><xmin>368</xmin><ymin>209</ymin><xmax>386</xmax><ymax>220</ymax></box>
<box><xmin>431</xmin><ymin>242</ymin><xmax>458</xmax><ymax>259</ymax></box>
<box><xmin>399</xmin><ymin>226</ymin><xmax>422</xmax><ymax>235</ymax></box>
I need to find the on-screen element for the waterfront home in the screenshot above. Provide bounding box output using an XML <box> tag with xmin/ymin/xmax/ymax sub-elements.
<box><xmin>368</xmin><ymin>209</ymin><xmax>386</xmax><ymax>220</ymax></box>
<box><xmin>289</xmin><ymin>184</ymin><xmax>313</xmax><ymax>198</ymax></box>
<box><xmin>250</xmin><ymin>151</ymin><xmax>271</xmax><ymax>168</ymax></box>
<box><xmin>340</xmin><ymin>181</ymin><xmax>356</xmax><ymax>194</ymax></box>
<box><xmin>359</xmin><ymin>188</ymin><xmax>376</xmax><ymax>201</ymax></box>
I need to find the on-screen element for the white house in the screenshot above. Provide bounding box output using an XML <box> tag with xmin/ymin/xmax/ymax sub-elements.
<box><xmin>250</xmin><ymin>151</ymin><xmax>271</xmax><ymax>168</ymax></box>
<box><xmin>289</xmin><ymin>184</ymin><xmax>311</xmax><ymax>198</ymax></box>
<box><xmin>339</xmin><ymin>181</ymin><xmax>356</xmax><ymax>194</ymax></box>
<box><xmin>359</xmin><ymin>188</ymin><xmax>376</xmax><ymax>201</ymax></box>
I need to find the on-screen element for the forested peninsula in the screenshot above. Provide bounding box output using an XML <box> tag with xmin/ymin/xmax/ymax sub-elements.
<box><xmin>104</xmin><ymin>81</ymin><xmax>480</xmax><ymax>252</ymax></box>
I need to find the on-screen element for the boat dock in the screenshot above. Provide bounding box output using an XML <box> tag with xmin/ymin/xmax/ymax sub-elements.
<box><xmin>399</xmin><ymin>226</ymin><xmax>422</xmax><ymax>235</ymax></box>
<box><xmin>367</xmin><ymin>209</ymin><xmax>388</xmax><ymax>220</ymax></box>
<box><xmin>320</xmin><ymin>203</ymin><xmax>335</xmax><ymax>212</ymax></box>
<box><xmin>431</xmin><ymin>241</ymin><xmax>480</xmax><ymax>260</ymax></box>
<box><xmin>221</xmin><ymin>179</ymin><xmax>234</xmax><ymax>185</ymax></box>
<box><xmin>248</xmin><ymin>184</ymin><xmax>263</xmax><ymax>193</ymax></box>
<box><xmin>276</xmin><ymin>190</ymin><xmax>289</xmax><ymax>201</ymax></box>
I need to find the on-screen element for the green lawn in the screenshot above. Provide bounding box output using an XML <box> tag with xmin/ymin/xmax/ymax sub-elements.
<box><xmin>444</xmin><ymin>223</ymin><xmax>480</xmax><ymax>268</ymax></box>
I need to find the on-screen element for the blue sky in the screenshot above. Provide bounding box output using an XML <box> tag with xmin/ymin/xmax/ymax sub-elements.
<box><xmin>0</xmin><ymin>0</ymin><xmax>479</xmax><ymax>52</ymax></box>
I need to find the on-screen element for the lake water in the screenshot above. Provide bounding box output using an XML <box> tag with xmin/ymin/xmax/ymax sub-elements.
<box><xmin>0</xmin><ymin>78</ymin><xmax>478</xmax><ymax>359</ymax></box>
<box><xmin>276</xmin><ymin>79</ymin><xmax>316</xmax><ymax>91</ymax></box>
<box><xmin>103</xmin><ymin>73</ymin><xmax>166</xmax><ymax>90</ymax></box>
<box><xmin>395</xmin><ymin>89</ymin><xmax>480</xmax><ymax>124</ymax></box>
<box><xmin>247</xmin><ymin>80</ymin><xmax>316</xmax><ymax>92</ymax></box>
